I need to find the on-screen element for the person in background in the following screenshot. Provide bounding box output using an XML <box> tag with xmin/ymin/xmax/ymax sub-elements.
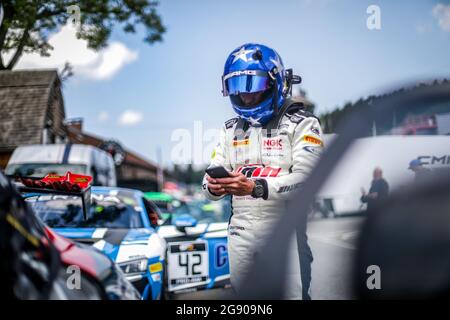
<box><xmin>408</xmin><ymin>159</ymin><xmax>432</xmax><ymax>184</ymax></box>
<box><xmin>361</xmin><ymin>167</ymin><xmax>389</xmax><ymax>211</ymax></box>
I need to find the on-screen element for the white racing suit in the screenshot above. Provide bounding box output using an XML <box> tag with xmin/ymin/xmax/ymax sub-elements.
<box><xmin>202</xmin><ymin>100</ymin><xmax>323</xmax><ymax>299</ymax></box>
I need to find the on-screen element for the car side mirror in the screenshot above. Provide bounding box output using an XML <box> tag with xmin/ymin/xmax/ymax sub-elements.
<box><xmin>173</xmin><ymin>214</ymin><xmax>197</xmax><ymax>233</ymax></box>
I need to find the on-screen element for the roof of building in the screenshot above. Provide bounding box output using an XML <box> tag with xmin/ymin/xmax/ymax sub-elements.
<box><xmin>66</xmin><ymin>123</ymin><xmax>158</xmax><ymax>171</ymax></box>
<box><xmin>0</xmin><ymin>69</ymin><xmax>64</xmax><ymax>151</ymax></box>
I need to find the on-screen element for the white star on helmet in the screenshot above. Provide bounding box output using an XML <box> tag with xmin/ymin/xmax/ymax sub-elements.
<box><xmin>232</xmin><ymin>47</ymin><xmax>254</xmax><ymax>64</ymax></box>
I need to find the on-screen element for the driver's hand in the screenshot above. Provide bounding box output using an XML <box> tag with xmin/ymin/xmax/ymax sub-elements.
<box><xmin>368</xmin><ymin>192</ymin><xmax>378</xmax><ymax>199</ymax></box>
<box><xmin>213</xmin><ymin>171</ymin><xmax>255</xmax><ymax>196</ymax></box>
<box><xmin>206</xmin><ymin>175</ymin><xmax>228</xmax><ymax>196</ymax></box>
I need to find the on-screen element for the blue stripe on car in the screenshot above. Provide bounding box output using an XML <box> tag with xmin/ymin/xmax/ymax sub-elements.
<box><xmin>102</xmin><ymin>241</ymin><xmax>120</xmax><ymax>261</ymax></box>
<box><xmin>55</xmin><ymin>227</ymin><xmax>96</xmax><ymax>239</ymax></box>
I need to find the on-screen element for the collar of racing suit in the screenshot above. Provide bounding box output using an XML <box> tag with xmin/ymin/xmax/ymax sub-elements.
<box><xmin>235</xmin><ymin>98</ymin><xmax>307</xmax><ymax>136</ymax></box>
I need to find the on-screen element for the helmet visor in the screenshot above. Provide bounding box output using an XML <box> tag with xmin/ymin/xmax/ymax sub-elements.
<box><xmin>230</xmin><ymin>88</ymin><xmax>273</xmax><ymax>109</ymax></box>
<box><xmin>225</xmin><ymin>75</ymin><xmax>272</xmax><ymax>96</ymax></box>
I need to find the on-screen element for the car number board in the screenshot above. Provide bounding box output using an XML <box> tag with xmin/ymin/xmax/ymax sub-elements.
<box><xmin>168</xmin><ymin>241</ymin><xmax>209</xmax><ymax>291</ymax></box>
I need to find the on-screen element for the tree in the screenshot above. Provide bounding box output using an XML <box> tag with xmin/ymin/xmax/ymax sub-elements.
<box><xmin>292</xmin><ymin>86</ymin><xmax>316</xmax><ymax>114</ymax></box>
<box><xmin>0</xmin><ymin>0</ymin><xmax>166</xmax><ymax>70</ymax></box>
<box><xmin>167</xmin><ymin>164</ymin><xmax>207</xmax><ymax>186</ymax></box>
<box><xmin>319</xmin><ymin>79</ymin><xmax>450</xmax><ymax>134</ymax></box>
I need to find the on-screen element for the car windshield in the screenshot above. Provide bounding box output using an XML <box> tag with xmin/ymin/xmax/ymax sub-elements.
<box><xmin>171</xmin><ymin>199</ymin><xmax>191</xmax><ymax>215</ymax></box>
<box><xmin>24</xmin><ymin>190</ymin><xmax>143</xmax><ymax>228</ymax></box>
<box><xmin>153</xmin><ymin>200</ymin><xmax>171</xmax><ymax>214</ymax></box>
<box><xmin>6</xmin><ymin>163</ymin><xmax>87</xmax><ymax>177</ymax></box>
<box><xmin>146</xmin><ymin>193</ymin><xmax>231</xmax><ymax>225</ymax></box>
<box><xmin>187</xmin><ymin>197</ymin><xmax>232</xmax><ymax>224</ymax></box>
<box><xmin>152</xmin><ymin>198</ymin><xmax>191</xmax><ymax>225</ymax></box>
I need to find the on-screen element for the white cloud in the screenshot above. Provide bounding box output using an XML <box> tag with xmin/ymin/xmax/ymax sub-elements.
<box><xmin>98</xmin><ymin>111</ymin><xmax>109</xmax><ymax>123</ymax></box>
<box><xmin>415</xmin><ymin>23</ymin><xmax>433</xmax><ymax>35</ymax></box>
<box><xmin>432</xmin><ymin>3</ymin><xmax>450</xmax><ymax>33</ymax></box>
<box><xmin>416</xmin><ymin>24</ymin><xmax>426</xmax><ymax>34</ymax></box>
<box><xmin>118</xmin><ymin>110</ymin><xmax>143</xmax><ymax>126</ymax></box>
<box><xmin>11</xmin><ymin>24</ymin><xmax>138</xmax><ymax>80</ymax></box>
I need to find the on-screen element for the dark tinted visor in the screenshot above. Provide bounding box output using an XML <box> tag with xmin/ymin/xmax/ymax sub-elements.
<box><xmin>226</xmin><ymin>75</ymin><xmax>272</xmax><ymax>95</ymax></box>
<box><xmin>230</xmin><ymin>88</ymin><xmax>273</xmax><ymax>109</ymax></box>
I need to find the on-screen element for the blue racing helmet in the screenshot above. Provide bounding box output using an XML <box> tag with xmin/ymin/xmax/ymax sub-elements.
<box><xmin>222</xmin><ymin>43</ymin><xmax>287</xmax><ymax>126</ymax></box>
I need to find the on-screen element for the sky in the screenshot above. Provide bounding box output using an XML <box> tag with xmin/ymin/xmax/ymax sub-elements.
<box><xmin>15</xmin><ymin>0</ymin><xmax>450</xmax><ymax>167</ymax></box>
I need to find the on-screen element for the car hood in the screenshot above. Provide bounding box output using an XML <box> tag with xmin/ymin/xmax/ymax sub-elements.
<box><xmin>45</xmin><ymin>227</ymin><xmax>114</xmax><ymax>279</ymax></box>
<box><xmin>53</xmin><ymin>227</ymin><xmax>160</xmax><ymax>263</ymax></box>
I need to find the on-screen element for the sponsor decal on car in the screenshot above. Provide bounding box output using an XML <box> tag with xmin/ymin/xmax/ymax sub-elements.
<box><xmin>215</xmin><ymin>244</ymin><xmax>228</xmax><ymax>268</ymax></box>
<box><xmin>149</xmin><ymin>262</ymin><xmax>163</xmax><ymax>273</ymax></box>
<box><xmin>417</xmin><ymin>155</ymin><xmax>450</xmax><ymax>165</ymax></box>
<box><xmin>179</xmin><ymin>243</ymin><xmax>196</xmax><ymax>251</ymax></box>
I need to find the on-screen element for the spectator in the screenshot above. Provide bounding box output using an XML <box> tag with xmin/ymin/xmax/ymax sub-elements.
<box><xmin>361</xmin><ymin>167</ymin><xmax>389</xmax><ymax>211</ymax></box>
<box><xmin>408</xmin><ymin>159</ymin><xmax>432</xmax><ymax>184</ymax></box>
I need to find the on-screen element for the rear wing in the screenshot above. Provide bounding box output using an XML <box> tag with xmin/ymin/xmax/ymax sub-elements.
<box><xmin>9</xmin><ymin>172</ymin><xmax>93</xmax><ymax>220</ymax></box>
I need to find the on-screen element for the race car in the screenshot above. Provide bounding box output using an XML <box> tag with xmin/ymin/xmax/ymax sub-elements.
<box><xmin>45</xmin><ymin>225</ymin><xmax>141</xmax><ymax>300</ymax></box>
<box><xmin>5</xmin><ymin>172</ymin><xmax>140</xmax><ymax>300</ymax></box>
<box><xmin>21</xmin><ymin>182</ymin><xmax>166</xmax><ymax>300</ymax></box>
<box><xmin>145</xmin><ymin>192</ymin><xmax>231</xmax><ymax>295</ymax></box>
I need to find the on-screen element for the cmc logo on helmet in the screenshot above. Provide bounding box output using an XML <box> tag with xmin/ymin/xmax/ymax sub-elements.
<box><xmin>223</xmin><ymin>70</ymin><xmax>258</xmax><ymax>81</ymax></box>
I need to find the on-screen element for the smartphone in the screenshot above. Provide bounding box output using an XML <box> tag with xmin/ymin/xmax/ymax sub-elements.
<box><xmin>205</xmin><ymin>166</ymin><xmax>231</xmax><ymax>179</ymax></box>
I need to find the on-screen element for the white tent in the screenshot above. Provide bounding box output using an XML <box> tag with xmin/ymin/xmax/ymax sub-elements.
<box><xmin>317</xmin><ymin>135</ymin><xmax>450</xmax><ymax>215</ymax></box>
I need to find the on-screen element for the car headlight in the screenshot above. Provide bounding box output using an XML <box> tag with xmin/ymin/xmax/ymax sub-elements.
<box><xmin>119</xmin><ymin>258</ymin><xmax>148</xmax><ymax>274</ymax></box>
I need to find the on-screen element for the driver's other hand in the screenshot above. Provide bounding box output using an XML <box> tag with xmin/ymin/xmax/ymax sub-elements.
<box><xmin>206</xmin><ymin>175</ymin><xmax>227</xmax><ymax>196</ymax></box>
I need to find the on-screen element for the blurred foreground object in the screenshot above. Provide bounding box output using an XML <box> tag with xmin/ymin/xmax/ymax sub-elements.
<box><xmin>355</xmin><ymin>172</ymin><xmax>450</xmax><ymax>299</ymax></box>
<box><xmin>239</xmin><ymin>80</ymin><xmax>450</xmax><ymax>299</ymax></box>
<box><xmin>0</xmin><ymin>171</ymin><xmax>61</xmax><ymax>299</ymax></box>
<box><xmin>2</xmin><ymin>170</ymin><xmax>140</xmax><ymax>300</ymax></box>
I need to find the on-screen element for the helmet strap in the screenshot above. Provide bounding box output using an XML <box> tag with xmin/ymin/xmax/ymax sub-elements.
<box><xmin>273</xmin><ymin>82</ymin><xmax>279</xmax><ymax>115</ymax></box>
<box><xmin>268</xmin><ymin>69</ymin><xmax>279</xmax><ymax>116</ymax></box>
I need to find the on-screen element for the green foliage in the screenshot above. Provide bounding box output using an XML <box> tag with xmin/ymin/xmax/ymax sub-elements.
<box><xmin>319</xmin><ymin>79</ymin><xmax>450</xmax><ymax>134</ymax></box>
<box><xmin>0</xmin><ymin>0</ymin><xmax>165</xmax><ymax>69</ymax></box>
<box><xmin>168</xmin><ymin>164</ymin><xmax>207</xmax><ymax>186</ymax></box>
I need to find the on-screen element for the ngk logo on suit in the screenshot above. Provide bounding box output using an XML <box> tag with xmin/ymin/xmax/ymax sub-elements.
<box><xmin>263</xmin><ymin>138</ymin><xmax>283</xmax><ymax>150</ymax></box>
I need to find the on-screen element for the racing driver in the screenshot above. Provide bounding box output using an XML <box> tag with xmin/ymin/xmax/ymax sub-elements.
<box><xmin>202</xmin><ymin>43</ymin><xmax>324</xmax><ymax>299</ymax></box>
